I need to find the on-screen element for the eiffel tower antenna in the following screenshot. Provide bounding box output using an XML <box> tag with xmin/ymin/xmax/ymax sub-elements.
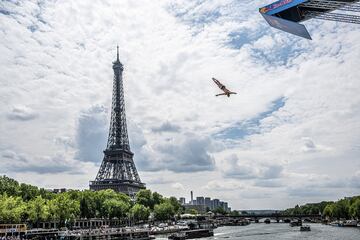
<box><xmin>116</xmin><ymin>45</ymin><xmax>119</xmax><ymax>61</ymax></box>
<box><xmin>90</xmin><ymin>47</ymin><xmax>145</xmax><ymax>197</ymax></box>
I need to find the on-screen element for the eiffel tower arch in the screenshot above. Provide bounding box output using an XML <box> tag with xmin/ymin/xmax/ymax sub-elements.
<box><xmin>89</xmin><ymin>46</ymin><xmax>145</xmax><ymax>197</ymax></box>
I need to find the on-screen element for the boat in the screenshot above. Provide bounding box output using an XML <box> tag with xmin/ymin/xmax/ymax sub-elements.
<box><xmin>300</xmin><ymin>225</ymin><xmax>311</xmax><ymax>231</ymax></box>
<box><xmin>343</xmin><ymin>220</ymin><xmax>357</xmax><ymax>227</ymax></box>
<box><xmin>264</xmin><ymin>219</ymin><xmax>271</xmax><ymax>224</ymax></box>
<box><xmin>290</xmin><ymin>220</ymin><xmax>302</xmax><ymax>227</ymax></box>
<box><xmin>168</xmin><ymin>229</ymin><xmax>214</xmax><ymax>239</ymax></box>
<box><xmin>168</xmin><ymin>232</ymin><xmax>186</xmax><ymax>240</ymax></box>
<box><xmin>329</xmin><ymin>221</ymin><xmax>341</xmax><ymax>227</ymax></box>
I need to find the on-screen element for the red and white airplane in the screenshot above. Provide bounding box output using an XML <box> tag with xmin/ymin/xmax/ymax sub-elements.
<box><xmin>212</xmin><ymin>78</ymin><xmax>237</xmax><ymax>97</ymax></box>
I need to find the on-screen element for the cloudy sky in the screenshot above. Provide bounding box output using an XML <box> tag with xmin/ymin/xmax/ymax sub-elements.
<box><xmin>1</xmin><ymin>0</ymin><xmax>359</xmax><ymax>210</ymax></box>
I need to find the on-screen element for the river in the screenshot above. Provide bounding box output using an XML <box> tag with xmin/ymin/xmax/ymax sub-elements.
<box><xmin>156</xmin><ymin>224</ymin><xmax>359</xmax><ymax>240</ymax></box>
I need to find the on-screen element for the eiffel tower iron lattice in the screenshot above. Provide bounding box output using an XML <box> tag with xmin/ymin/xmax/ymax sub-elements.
<box><xmin>89</xmin><ymin>46</ymin><xmax>145</xmax><ymax>196</ymax></box>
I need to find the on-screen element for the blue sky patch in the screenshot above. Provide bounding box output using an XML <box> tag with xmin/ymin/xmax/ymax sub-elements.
<box><xmin>215</xmin><ymin>97</ymin><xmax>286</xmax><ymax>140</ymax></box>
<box><xmin>227</xmin><ymin>31</ymin><xmax>252</xmax><ymax>49</ymax></box>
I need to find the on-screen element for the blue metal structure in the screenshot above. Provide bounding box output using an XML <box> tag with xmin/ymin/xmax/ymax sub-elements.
<box><xmin>260</xmin><ymin>0</ymin><xmax>360</xmax><ymax>39</ymax></box>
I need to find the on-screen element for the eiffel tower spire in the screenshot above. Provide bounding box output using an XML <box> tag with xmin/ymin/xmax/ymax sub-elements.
<box><xmin>107</xmin><ymin>45</ymin><xmax>129</xmax><ymax>151</ymax></box>
<box><xmin>117</xmin><ymin>45</ymin><xmax>119</xmax><ymax>61</ymax></box>
<box><xmin>90</xmin><ymin>47</ymin><xmax>145</xmax><ymax>196</ymax></box>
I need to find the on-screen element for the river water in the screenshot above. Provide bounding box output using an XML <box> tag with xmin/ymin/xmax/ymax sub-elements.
<box><xmin>156</xmin><ymin>224</ymin><xmax>359</xmax><ymax>240</ymax></box>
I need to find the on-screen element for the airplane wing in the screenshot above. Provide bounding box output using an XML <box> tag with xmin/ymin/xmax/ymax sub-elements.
<box><xmin>215</xmin><ymin>93</ymin><xmax>227</xmax><ymax>97</ymax></box>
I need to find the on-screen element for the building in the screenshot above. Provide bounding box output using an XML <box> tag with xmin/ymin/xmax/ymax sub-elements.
<box><xmin>212</xmin><ymin>199</ymin><xmax>220</xmax><ymax>210</ymax></box>
<box><xmin>220</xmin><ymin>201</ymin><xmax>224</xmax><ymax>210</ymax></box>
<box><xmin>196</xmin><ymin>197</ymin><xmax>205</xmax><ymax>205</ymax></box>
<box><xmin>179</xmin><ymin>197</ymin><xmax>186</xmax><ymax>205</ymax></box>
<box><xmin>224</xmin><ymin>202</ymin><xmax>229</xmax><ymax>211</ymax></box>
<box><xmin>180</xmin><ymin>191</ymin><xmax>231</xmax><ymax>213</ymax></box>
<box><xmin>89</xmin><ymin>47</ymin><xmax>145</xmax><ymax>197</ymax></box>
<box><xmin>205</xmin><ymin>197</ymin><xmax>211</xmax><ymax>208</ymax></box>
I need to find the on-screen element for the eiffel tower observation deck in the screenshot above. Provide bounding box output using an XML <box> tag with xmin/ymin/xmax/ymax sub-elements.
<box><xmin>89</xmin><ymin>46</ymin><xmax>145</xmax><ymax>197</ymax></box>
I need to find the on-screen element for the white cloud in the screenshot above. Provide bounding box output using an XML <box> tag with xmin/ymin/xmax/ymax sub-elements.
<box><xmin>205</xmin><ymin>180</ymin><xmax>244</xmax><ymax>191</ymax></box>
<box><xmin>0</xmin><ymin>0</ymin><xmax>359</xmax><ymax>209</ymax></box>
<box><xmin>151</xmin><ymin>121</ymin><xmax>181</xmax><ymax>133</ymax></box>
<box><xmin>220</xmin><ymin>154</ymin><xmax>284</xmax><ymax>180</ymax></box>
<box><xmin>171</xmin><ymin>182</ymin><xmax>185</xmax><ymax>191</ymax></box>
<box><xmin>6</xmin><ymin>105</ymin><xmax>38</xmax><ymax>121</ymax></box>
<box><xmin>146</xmin><ymin>133</ymin><xmax>216</xmax><ymax>173</ymax></box>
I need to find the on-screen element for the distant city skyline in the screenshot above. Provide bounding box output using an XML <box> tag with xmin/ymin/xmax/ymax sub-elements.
<box><xmin>0</xmin><ymin>0</ymin><xmax>359</xmax><ymax>210</ymax></box>
<box><xmin>179</xmin><ymin>190</ymin><xmax>231</xmax><ymax>213</ymax></box>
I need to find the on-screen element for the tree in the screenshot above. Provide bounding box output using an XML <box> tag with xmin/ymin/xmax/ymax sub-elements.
<box><xmin>152</xmin><ymin>192</ymin><xmax>164</xmax><ymax>206</ymax></box>
<box><xmin>349</xmin><ymin>199</ymin><xmax>360</xmax><ymax>219</ymax></box>
<box><xmin>335</xmin><ymin>199</ymin><xmax>350</xmax><ymax>219</ymax></box>
<box><xmin>48</xmin><ymin>194</ymin><xmax>80</xmax><ymax>226</ymax></box>
<box><xmin>103</xmin><ymin>199</ymin><xmax>130</xmax><ymax>219</ymax></box>
<box><xmin>293</xmin><ymin>205</ymin><xmax>301</xmax><ymax>215</ymax></box>
<box><xmin>168</xmin><ymin>197</ymin><xmax>181</xmax><ymax>213</ymax></box>
<box><xmin>66</xmin><ymin>190</ymin><xmax>82</xmax><ymax>201</ymax></box>
<box><xmin>79</xmin><ymin>190</ymin><xmax>97</xmax><ymax>219</ymax></box>
<box><xmin>318</xmin><ymin>201</ymin><xmax>333</xmax><ymax>214</ymax></box>
<box><xmin>19</xmin><ymin>183</ymin><xmax>39</xmax><ymax>201</ymax></box>
<box><xmin>27</xmin><ymin>196</ymin><xmax>49</xmax><ymax>227</ymax></box>
<box><xmin>136</xmin><ymin>189</ymin><xmax>154</xmax><ymax>209</ymax></box>
<box><xmin>39</xmin><ymin>188</ymin><xmax>55</xmax><ymax>200</ymax></box>
<box><xmin>154</xmin><ymin>202</ymin><xmax>175</xmax><ymax>221</ymax></box>
<box><xmin>130</xmin><ymin>204</ymin><xmax>150</xmax><ymax>222</ymax></box>
<box><xmin>95</xmin><ymin>189</ymin><xmax>131</xmax><ymax>218</ymax></box>
<box><xmin>0</xmin><ymin>176</ymin><xmax>21</xmax><ymax>197</ymax></box>
<box><xmin>323</xmin><ymin>204</ymin><xmax>334</xmax><ymax>218</ymax></box>
<box><xmin>213</xmin><ymin>207</ymin><xmax>227</xmax><ymax>215</ymax></box>
<box><xmin>230</xmin><ymin>210</ymin><xmax>240</xmax><ymax>216</ymax></box>
<box><xmin>0</xmin><ymin>195</ymin><xmax>27</xmax><ymax>223</ymax></box>
<box><xmin>185</xmin><ymin>208</ymin><xmax>198</xmax><ymax>215</ymax></box>
<box><xmin>308</xmin><ymin>205</ymin><xmax>320</xmax><ymax>215</ymax></box>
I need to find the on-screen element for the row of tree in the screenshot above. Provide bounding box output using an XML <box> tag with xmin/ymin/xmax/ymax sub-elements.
<box><xmin>0</xmin><ymin>176</ymin><xmax>181</xmax><ymax>227</ymax></box>
<box><xmin>284</xmin><ymin>195</ymin><xmax>360</xmax><ymax>220</ymax></box>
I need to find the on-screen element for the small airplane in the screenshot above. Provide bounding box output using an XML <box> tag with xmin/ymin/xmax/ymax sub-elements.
<box><xmin>212</xmin><ymin>78</ymin><xmax>237</xmax><ymax>97</ymax></box>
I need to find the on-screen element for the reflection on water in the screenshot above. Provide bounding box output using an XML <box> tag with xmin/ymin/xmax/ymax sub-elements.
<box><xmin>156</xmin><ymin>224</ymin><xmax>360</xmax><ymax>240</ymax></box>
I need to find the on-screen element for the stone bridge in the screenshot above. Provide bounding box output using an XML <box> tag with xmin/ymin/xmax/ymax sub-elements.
<box><xmin>214</xmin><ymin>213</ymin><xmax>322</xmax><ymax>223</ymax></box>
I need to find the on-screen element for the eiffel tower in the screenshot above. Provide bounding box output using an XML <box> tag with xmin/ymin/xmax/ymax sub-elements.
<box><xmin>89</xmin><ymin>46</ymin><xmax>145</xmax><ymax>197</ymax></box>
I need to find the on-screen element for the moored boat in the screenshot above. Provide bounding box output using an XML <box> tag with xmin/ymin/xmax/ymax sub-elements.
<box><xmin>329</xmin><ymin>221</ymin><xmax>341</xmax><ymax>227</ymax></box>
<box><xmin>168</xmin><ymin>232</ymin><xmax>186</xmax><ymax>240</ymax></box>
<box><xmin>343</xmin><ymin>220</ymin><xmax>357</xmax><ymax>227</ymax></box>
<box><xmin>300</xmin><ymin>225</ymin><xmax>311</xmax><ymax>231</ymax></box>
<box><xmin>168</xmin><ymin>229</ymin><xmax>213</xmax><ymax>239</ymax></box>
<box><xmin>290</xmin><ymin>220</ymin><xmax>302</xmax><ymax>227</ymax></box>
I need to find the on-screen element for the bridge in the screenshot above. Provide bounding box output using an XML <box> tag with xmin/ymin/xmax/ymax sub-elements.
<box><xmin>214</xmin><ymin>213</ymin><xmax>322</xmax><ymax>223</ymax></box>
